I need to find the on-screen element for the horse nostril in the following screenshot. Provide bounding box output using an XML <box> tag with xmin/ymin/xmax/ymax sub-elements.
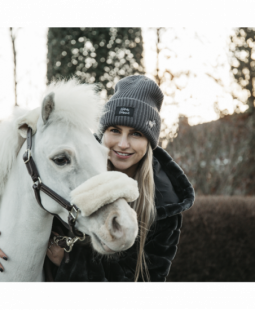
<box><xmin>110</xmin><ymin>216</ymin><xmax>123</xmax><ymax>238</ymax></box>
<box><xmin>112</xmin><ymin>216</ymin><xmax>120</xmax><ymax>232</ymax></box>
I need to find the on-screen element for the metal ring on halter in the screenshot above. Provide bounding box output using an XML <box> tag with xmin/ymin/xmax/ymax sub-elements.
<box><xmin>65</xmin><ymin>234</ymin><xmax>86</xmax><ymax>252</ymax></box>
<box><xmin>69</xmin><ymin>204</ymin><xmax>79</xmax><ymax>220</ymax></box>
<box><xmin>78</xmin><ymin>233</ymin><xmax>86</xmax><ymax>242</ymax></box>
<box><xmin>24</xmin><ymin>149</ymin><xmax>31</xmax><ymax>164</ymax></box>
<box><xmin>33</xmin><ymin>177</ymin><xmax>42</xmax><ymax>186</ymax></box>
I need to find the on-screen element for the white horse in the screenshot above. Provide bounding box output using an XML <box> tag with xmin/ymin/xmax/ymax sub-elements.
<box><xmin>0</xmin><ymin>79</ymin><xmax>138</xmax><ymax>282</ymax></box>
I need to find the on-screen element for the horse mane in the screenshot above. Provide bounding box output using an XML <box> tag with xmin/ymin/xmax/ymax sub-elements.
<box><xmin>0</xmin><ymin>78</ymin><xmax>104</xmax><ymax>197</ymax></box>
<box><xmin>0</xmin><ymin>108</ymin><xmax>29</xmax><ymax>196</ymax></box>
<box><xmin>44</xmin><ymin>78</ymin><xmax>104</xmax><ymax>133</ymax></box>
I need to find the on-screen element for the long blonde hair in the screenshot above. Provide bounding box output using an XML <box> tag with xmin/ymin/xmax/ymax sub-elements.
<box><xmin>107</xmin><ymin>143</ymin><xmax>156</xmax><ymax>281</ymax></box>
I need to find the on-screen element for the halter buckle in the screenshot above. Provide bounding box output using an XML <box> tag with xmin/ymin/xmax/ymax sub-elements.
<box><xmin>69</xmin><ymin>204</ymin><xmax>79</xmax><ymax>220</ymax></box>
<box><xmin>24</xmin><ymin>149</ymin><xmax>31</xmax><ymax>164</ymax></box>
<box><xmin>32</xmin><ymin>177</ymin><xmax>42</xmax><ymax>189</ymax></box>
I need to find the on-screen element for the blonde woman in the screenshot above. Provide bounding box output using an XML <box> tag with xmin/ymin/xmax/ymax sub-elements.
<box><xmin>46</xmin><ymin>75</ymin><xmax>195</xmax><ymax>282</ymax></box>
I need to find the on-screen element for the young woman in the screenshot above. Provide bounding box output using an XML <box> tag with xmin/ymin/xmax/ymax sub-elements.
<box><xmin>0</xmin><ymin>75</ymin><xmax>194</xmax><ymax>280</ymax></box>
<box><xmin>44</xmin><ymin>75</ymin><xmax>195</xmax><ymax>282</ymax></box>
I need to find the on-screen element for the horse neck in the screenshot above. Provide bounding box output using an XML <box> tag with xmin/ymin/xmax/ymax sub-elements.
<box><xmin>0</xmin><ymin>142</ymin><xmax>53</xmax><ymax>281</ymax></box>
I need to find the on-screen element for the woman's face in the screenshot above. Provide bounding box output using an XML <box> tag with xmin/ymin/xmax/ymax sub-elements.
<box><xmin>103</xmin><ymin>125</ymin><xmax>148</xmax><ymax>176</ymax></box>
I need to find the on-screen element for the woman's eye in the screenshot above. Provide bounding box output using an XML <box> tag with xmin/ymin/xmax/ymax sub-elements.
<box><xmin>133</xmin><ymin>132</ymin><xmax>142</xmax><ymax>137</ymax></box>
<box><xmin>110</xmin><ymin>128</ymin><xmax>120</xmax><ymax>133</ymax></box>
<box><xmin>52</xmin><ymin>156</ymin><xmax>70</xmax><ymax>166</ymax></box>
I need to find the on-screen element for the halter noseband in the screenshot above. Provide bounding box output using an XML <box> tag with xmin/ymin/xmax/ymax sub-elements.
<box><xmin>23</xmin><ymin>127</ymin><xmax>85</xmax><ymax>252</ymax></box>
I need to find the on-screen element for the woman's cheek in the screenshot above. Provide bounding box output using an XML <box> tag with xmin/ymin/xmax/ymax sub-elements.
<box><xmin>102</xmin><ymin>135</ymin><xmax>112</xmax><ymax>148</ymax></box>
<box><xmin>135</xmin><ymin>139</ymin><xmax>148</xmax><ymax>153</ymax></box>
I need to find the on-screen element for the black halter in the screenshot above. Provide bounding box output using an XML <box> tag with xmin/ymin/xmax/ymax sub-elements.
<box><xmin>23</xmin><ymin>127</ymin><xmax>85</xmax><ymax>252</ymax></box>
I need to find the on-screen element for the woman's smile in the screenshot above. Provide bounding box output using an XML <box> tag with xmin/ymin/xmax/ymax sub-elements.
<box><xmin>102</xmin><ymin>125</ymin><xmax>148</xmax><ymax>177</ymax></box>
<box><xmin>113</xmin><ymin>149</ymin><xmax>134</xmax><ymax>159</ymax></box>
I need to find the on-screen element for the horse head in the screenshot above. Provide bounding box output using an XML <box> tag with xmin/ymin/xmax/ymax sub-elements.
<box><xmin>17</xmin><ymin>79</ymin><xmax>138</xmax><ymax>255</ymax></box>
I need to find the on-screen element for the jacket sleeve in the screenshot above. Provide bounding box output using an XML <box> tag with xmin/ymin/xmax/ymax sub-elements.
<box><xmin>153</xmin><ymin>146</ymin><xmax>195</xmax><ymax>220</ymax></box>
<box><xmin>101</xmin><ymin>214</ymin><xmax>182</xmax><ymax>282</ymax></box>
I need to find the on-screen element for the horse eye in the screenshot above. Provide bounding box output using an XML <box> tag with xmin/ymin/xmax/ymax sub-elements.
<box><xmin>52</xmin><ymin>156</ymin><xmax>70</xmax><ymax>166</ymax></box>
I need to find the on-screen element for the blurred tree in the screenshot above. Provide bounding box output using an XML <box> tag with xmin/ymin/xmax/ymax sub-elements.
<box><xmin>154</xmin><ymin>28</ymin><xmax>192</xmax><ymax>89</ymax></box>
<box><xmin>9</xmin><ymin>27</ymin><xmax>18</xmax><ymax>106</ymax></box>
<box><xmin>166</xmin><ymin>113</ymin><xmax>251</xmax><ymax>195</ymax></box>
<box><xmin>47</xmin><ymin>28</ymin><xmax>144</xmax><ymax>98</ymax></box>
<box><xmin>230</xmin><ymin>27</ymin><xmax>255</xmax><ymax>194</ymax></box>
<box><xmin>153</xmin><ymin>28</ymin><xmax>193</xmax><ymax>146</ymax></box>
<box><xmin>230</xmin><ymin>27</ymin><xmax>255</xmax><ymax>115</ymax></box>
<box><xmin>155</xmin><ymin>27</ymin><xmax>162</xmax><ymax>86</ymax></box>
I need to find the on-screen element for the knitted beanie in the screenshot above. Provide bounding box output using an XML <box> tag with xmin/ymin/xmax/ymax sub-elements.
<box><xmin>99</xmin><ymin>75</ymin><xmax>164</xmax><ymax>149</ymax></box>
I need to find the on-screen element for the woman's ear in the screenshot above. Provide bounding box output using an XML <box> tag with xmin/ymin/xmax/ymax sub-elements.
<box><xmin>16</xmin><ymin>107</ymin><xmax>40</xmax><ymax>138</ymax></box>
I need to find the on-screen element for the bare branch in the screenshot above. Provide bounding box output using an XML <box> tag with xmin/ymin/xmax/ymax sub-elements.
<box><xmin>9</xmin><ymin>27</ymin><xmax>18</xmax><ymax>107</ymax></box>
<box><xmin>205</xmin><ymin>72</ymin><xmax>225</xmax><ymax>87</ymax></box>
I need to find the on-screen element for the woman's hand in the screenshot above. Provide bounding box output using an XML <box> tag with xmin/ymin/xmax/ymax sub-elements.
<box><xmin>46</xmin><ymin>232</ymin><xmax>65</xmax><ymax>267</ymax></box>
<box><xmin>0</xmin><ymin>232</ymin><xmax>8</xmax><ymax>272</ymax></box>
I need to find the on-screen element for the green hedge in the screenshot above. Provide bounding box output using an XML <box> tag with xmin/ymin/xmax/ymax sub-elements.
<box><xmin>167</xmin><ymin>196</ymin><xmax>255</xmax><ymax>282</ymax></box>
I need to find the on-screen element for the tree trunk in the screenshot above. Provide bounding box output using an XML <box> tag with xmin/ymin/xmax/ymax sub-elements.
<box><xmin>9</xmin><ymin>27</ymin><xmax>18</xmax><ymax>107</ymax></box>
<box><xmin>155</xmin><ymin>28</ymin><xmax>161</xmax><ymax>86</ymax></box>
<box><xmin>247</xmin><ymin>47</ymin><xmax>255</xmax><ymax>115</ymax></box>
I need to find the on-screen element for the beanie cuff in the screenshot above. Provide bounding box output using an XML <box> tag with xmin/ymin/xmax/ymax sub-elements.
<box><xmin>100</xmin><ymin>98</ymin><xmax>161</xmax><ymax>149</ymax></box>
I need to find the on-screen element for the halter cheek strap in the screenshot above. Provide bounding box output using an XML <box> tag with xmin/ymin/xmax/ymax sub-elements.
<box><xmin>23</xmin><ymin>127</ymin><xmax>85</xmax><ymax>252</ymax></box>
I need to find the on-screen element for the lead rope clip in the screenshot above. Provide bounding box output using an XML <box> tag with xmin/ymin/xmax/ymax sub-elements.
<box><xmin>53</xmin><ymin>234</ymin><xmax>86</xmax><ymax>253</ymax></box>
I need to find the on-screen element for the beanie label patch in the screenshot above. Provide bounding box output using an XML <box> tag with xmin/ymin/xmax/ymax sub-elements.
<box><xmin>115</xmin><ymin>107</ymin><xmax>134</xmax><ymax>117</ymax></box>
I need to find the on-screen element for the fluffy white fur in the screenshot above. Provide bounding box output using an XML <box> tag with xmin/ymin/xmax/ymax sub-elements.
<box><xmin>44</xmin><ymin>78</ymin><xmax>104</xmax><ymax>133</ymax></box>
<box><xmin>71</xmin><ymin>171</ymin><xmax>139</xmax><ymax>216</ymax></box>
<box><xmin>0</xmin><ymin>107</ymin><xmax>39</xmax><ymax>196</ymax></box>
<box><xmin>0</xmin><ymin>78</ymin><xmax>104</xmax><ymax>197</ymax></box>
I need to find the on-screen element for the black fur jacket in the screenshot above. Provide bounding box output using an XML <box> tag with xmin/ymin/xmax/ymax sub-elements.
<box><xmin>48</xmin><ymin>146</ymin><xmax>195</xmax><ymax>282</ymax></box>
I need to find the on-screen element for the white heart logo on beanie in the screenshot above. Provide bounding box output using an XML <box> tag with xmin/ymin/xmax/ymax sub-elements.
<box><xmin>146</xmin><ymin>120</ymin><xmax>156</xmax><ymax>128</ymax></box>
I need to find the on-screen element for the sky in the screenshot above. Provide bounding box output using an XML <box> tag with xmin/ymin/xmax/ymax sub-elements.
<box><xmin>0</xmin><ymin>27</ymin><xmax>47</xmax><ymax>119</ymax></box>
<box><xmin>0</xmin><ymin>27</ymin><xmax>248</xmax><ymax>134</ymax></box>
<box><xmin>143</xmin><ymin>28</ymin><xmax>248</xmax><ymax>132</ymax></box>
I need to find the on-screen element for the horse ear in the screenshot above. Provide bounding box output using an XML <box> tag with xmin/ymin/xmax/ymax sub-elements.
<box><xmin>42</xmin><ymin>92</ymin><xmax>55</xmax><ymax>124</ymax></box>
<box><xmin>17</xmin><ymin>107</ymin><xmax>40</xmax><ymax>138</ymax></box>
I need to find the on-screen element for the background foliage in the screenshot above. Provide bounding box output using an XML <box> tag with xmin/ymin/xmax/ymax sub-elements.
<box><xmin>47</xmin><ymin>28</ymin><xmax>144</xmax><ymax>98</ymax></box>
<box><xmin>166</xmin><ymin>27</ymin><xmax>255</xmax><ymax>195</ymax></box>
<box><xmin>230</xmin><ymin>27</ymin><xmax>255</xmax><ymax>116</ymax></box>
<box><xmin>166</xmin><ymin>112</ymin><xmax>254</xmax><ymax>195</ymax></box>
<box><xmin>230</xmin><ymin>27</ymin><xmax>255</xmax><ymax>194</ymax></box>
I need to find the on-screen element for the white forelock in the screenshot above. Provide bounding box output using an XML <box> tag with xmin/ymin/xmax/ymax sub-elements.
<box><xmin>44</xmin><ymin>78</ymin><xmax>104</xmax><ymax>133</ymax></box>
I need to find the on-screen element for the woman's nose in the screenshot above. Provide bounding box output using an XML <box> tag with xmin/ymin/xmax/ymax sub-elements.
<box><xmin>118</xmin><ymin>136</ymin><xmax>129</xmax><ymax>148</ymax></box>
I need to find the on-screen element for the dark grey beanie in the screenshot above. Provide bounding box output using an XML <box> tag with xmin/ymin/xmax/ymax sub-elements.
<box><xmin>99</xmin><ymin>75</ymin><xmax>164</xmax><ymax>149</ymax></box>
